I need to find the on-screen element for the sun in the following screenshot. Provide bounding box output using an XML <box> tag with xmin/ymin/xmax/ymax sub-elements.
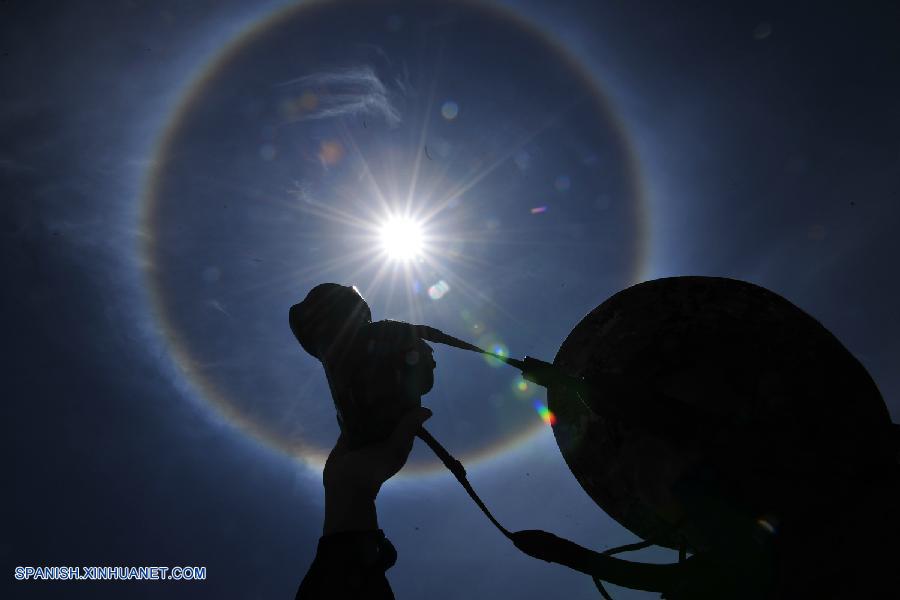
<box><xmin>378</xmin><ymin>216</ymin><xmax>425</xmax><ymax>262</ymax></box>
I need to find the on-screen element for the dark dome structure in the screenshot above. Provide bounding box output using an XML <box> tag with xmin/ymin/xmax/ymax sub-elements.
<box><xmin>548</xmin><ymin>276</ymin><xmax>898</xmax><ymax>596</ymax></box>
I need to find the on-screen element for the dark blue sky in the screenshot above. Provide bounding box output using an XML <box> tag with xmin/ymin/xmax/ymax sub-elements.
<box><xmin>4</xmin><ymin>1</ymin><xmax>899</xmax><ymax>599</ymax></box>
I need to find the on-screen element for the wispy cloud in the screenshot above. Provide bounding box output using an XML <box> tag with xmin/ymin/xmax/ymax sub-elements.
<box><xmin>277</xmin><ymin>66</ymin><xmax>402</xmax><ymax>127</ymax></box>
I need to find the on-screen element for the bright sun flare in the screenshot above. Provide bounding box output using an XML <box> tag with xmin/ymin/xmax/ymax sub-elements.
<box><xmin>378</xmin><ymin>216</ymin><xmax>425</xmax><ymax>261</ymax></box>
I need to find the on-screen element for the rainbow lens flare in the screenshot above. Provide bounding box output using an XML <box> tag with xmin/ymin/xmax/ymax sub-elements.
<box><xmin>478</xmin><ymin>336</ymin><xmax>509</xmax><ymax>368</ymax></box>
<box><xmin>427</xmin><ymin>279</ymin><xmax>450</xmax><ymax>300</ymax></box>
<box><xmin>512</xmin><ymin>376</ymin><xmax>534</xmax><ymax>399</ymax></box>
<box><xmin>441</xmin><ymin>100</ymin><xmax>459</xmax><ymax>120</ymax></box>
<box><xmin>533</xmin><ymin>401</ymin><xmax>557</xmax><ymax>426</ymax></box>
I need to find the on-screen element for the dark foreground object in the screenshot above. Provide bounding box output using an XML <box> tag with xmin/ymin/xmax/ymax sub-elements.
<box><xmin>548</xmin><ymin>276</ymin><xmax>899</xmax><ymax>597</ymax></box>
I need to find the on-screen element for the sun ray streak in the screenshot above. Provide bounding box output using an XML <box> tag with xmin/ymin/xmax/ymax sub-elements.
<box><xmin>417</xmin><ymin>253</ymin><xmax>527</xmax><ymax>329</ymax></box>
<box><xmin>290</xmin><ymin>197</ymin><xmax>375</xmax><ymax>231</ymax></box>
<box><xmin>337</xmin><ymin>118</ymin><xmax>393</xmax><ymax>217</ymax></box>
<box><xmin>224</xmin><ymin>249</ymin><xmax>374</xmax><ymax>298</ymax></box>
<box><xmin>404</xmin><ymin>49</ymin><xmax>442</xmax><ymax>215</ymax></box>
<box><xmin>422</xmin><ymin>94</ymin><xmax>589</xmax><ymax>223</ymax></box>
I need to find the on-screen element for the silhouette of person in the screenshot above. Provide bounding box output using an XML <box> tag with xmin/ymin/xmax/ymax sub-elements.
<box><xmin>291</xmin><ymin>283</ymin><xmax>439</xmax><ymax>598</ymax></box>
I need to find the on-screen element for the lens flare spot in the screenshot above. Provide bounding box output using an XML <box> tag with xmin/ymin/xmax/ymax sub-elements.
<box><xmin>534</xmin><ymin>401</ymin><xmax>557</xmax><ymax>426</ymax></box>
<box><xmin>427</xmin><ymin>279</ymin><xmax>450</xmax><ymax>300</ymax></box>
<box><xmin>441</xmin><ymin>100</ymin><xmax>459</xmax><ymax>120</ymax></box>
<box><xmin>554</xmin><ymin>174</ymin><xmax>571</xmax><ymax>191</ymax></box>
<box><xmin>259</xmin><ymin>144</ymin><xmax>277</xmax><ymax>161</ymax></box>
<box><xmin>299</xmin><ymin>91</ymin><xmax>318</xmax><ymax>110</ymax></box>
<box><xmin>280</xmin><ymin>92</ymin><xmax>319</xmax><ymax>119</ymax></box>
<box><xmin>318</xmin><ymin>140</ymin><xmax>344</xmax><ymax>166</ymax></box>
<box><xmin>512</xmin><ymin>377</ymin><xmax>533</xmax><ymax>398</ymax></box>
<box><xmin>530</xmin><ymin>206</ymin><xmax>547</xmax><ymax>214</ymax></box>
<box><xmin>478</xmin><ymin>336</ymin><xmax>508</xmax><ymax>368</ymax></box>
<box><xmin>379</xmin><ymin>216</ymin><xmax>424</xmax><ymax>261</ymax></box>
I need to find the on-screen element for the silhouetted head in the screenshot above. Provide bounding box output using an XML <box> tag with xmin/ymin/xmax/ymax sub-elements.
<box><xmin>289</xmin><ymin>283</ymin><xmax>372</xmax><ymax>362</ymax></box>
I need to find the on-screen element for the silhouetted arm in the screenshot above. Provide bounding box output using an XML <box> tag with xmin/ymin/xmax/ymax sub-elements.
<box><xmin>296</xmin><ymin>529</ymin><xmax>396</xmax><ymax>600</ymax></box>
<box><xmin>296</xmin><ymin>407</ymin><xmax>432</xmax><ymax>599</ymax></box>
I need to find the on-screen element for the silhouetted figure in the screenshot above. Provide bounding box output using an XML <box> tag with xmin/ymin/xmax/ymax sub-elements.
<box><xmin>290</xmin><ymin>284</ymin><xmax>433</xmax><ymax>599</ymax></box>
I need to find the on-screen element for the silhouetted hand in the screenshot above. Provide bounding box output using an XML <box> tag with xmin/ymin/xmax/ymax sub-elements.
<box><xmin>322</xmin><ymin>406</ymin><xmax>432</xmax><ymax>535</ymax></box>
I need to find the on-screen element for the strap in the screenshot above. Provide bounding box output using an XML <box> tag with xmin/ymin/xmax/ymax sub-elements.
<box><xmin>415</xmin><ymin>426</ymin><xmax>688</xmax><ymax>598</ymax></box>
<box><xmin>416</xmin><ymin>427</ymin><xmax>512</xmax><ymax>539</ymax></box>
